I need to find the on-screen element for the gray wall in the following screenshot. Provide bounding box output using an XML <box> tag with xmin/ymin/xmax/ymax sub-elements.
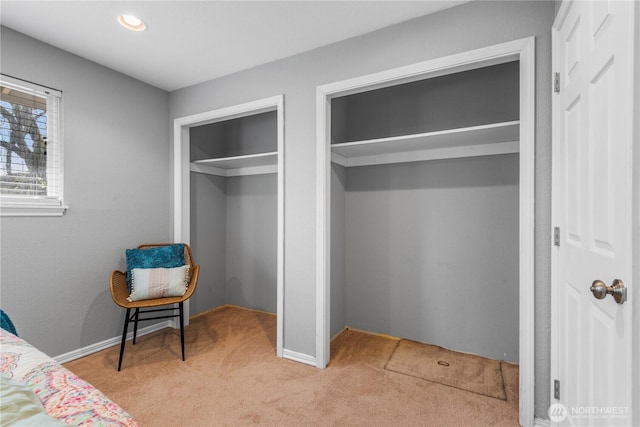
<box><xmin>332</xmin><ymin>61</ymin><xmax>519</xmax><ymax>143</ymax></box>
<box><xmin>190</xmin><ymin>172</ymin><xmax>227</xmax><ymax>314</ymax></box>
<box><xmin>341</xmin><ymin>154</ymin><xmax>520</xmax><ymax>363</ymax></box>
<box><xmin>330</xmin><ymin>163</ymin><xmax>347</xmax><ymax>337</ymax></box>
<box><xmin>190</xmin><ymin>111</ymin><xmax>277</xmax><ymax>160</ymax></box>
<box><xmin>0</xmin><ymin>27</ymin><xmax>170</xmax><ymax>356</ymax></box>
<box><xmin>170</xmin><ymin>0</ymin><xmax>554</xmax><ymax>418</ymax></box>
<box><xmin>225</xmin><ymin>174</ymin><xmax>277</xmax><ymax>313</ymax></box>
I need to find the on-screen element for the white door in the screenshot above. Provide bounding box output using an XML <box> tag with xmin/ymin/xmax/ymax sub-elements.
<box><xmin>552</xmin><ymin>1</ymin><xmax>636</xmax><ymax>426</ymax></box>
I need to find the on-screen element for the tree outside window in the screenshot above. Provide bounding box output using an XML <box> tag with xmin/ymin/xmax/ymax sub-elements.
<box><xmin>0</xmin><ymin>84</ymin><xmax>48</xmax><ymax>196</ymax></box>
<box><xmin>0</xmin><ymin>75</ymin><xmax>65</xmax><ymax>216</ymax></box>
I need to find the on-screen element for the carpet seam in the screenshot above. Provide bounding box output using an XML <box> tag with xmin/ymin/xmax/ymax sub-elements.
<box><xmin>499</xmin><ymin>361</ymin><xmax>507</xmax><ymax>402</ymax></box>
<box><xmin>382</xmin><ymin>339</ymin><xmax>402</xmax><ymax>371</ymax></box>
<box><xmin>383</xmin><ymin>365</ymin><xmax>508</xmax><ymax>401</ymax></box>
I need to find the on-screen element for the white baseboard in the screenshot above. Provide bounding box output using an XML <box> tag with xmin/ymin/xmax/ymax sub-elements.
<box><xmin>282</xmin><ymin>348</ymin><xmax>316</xmax><ymax>366</ymax></box>
<box><xmin>534</xmin><ymin>416</ymin><xmax>550</xmax><ymax>427</ymax></box>
<box><xmin>54</xmin><ymin>321</ymin><xmax>172</xmax><ymax>364</ymax></box>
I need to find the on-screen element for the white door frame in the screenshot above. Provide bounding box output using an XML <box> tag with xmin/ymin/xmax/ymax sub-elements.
<box><xmin>316</xmin><ymin>37</ymin><xmax>535</xmax><ymax>426</ymax></box>
<box><xmin>173</xmin><ymin>95</ymin><xmax>285</xmax><ymax>357</ymax></box>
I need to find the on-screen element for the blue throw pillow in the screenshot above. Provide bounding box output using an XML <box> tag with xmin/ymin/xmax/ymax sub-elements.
<box><xmin>0</xmin><ymin>309</ymin><xmax>17</xmax><ymax>336</ymax></box>
<box><xmin>125</xmin><ymin>244</ymin><xmax>185</xmax><ymax>291</ymax></box>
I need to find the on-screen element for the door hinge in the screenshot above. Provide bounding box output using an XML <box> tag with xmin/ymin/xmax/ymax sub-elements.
<box><xmin>554</xmin><ymin>72</ymin><xmax>561</xmax><ymax>93</ymax></box>
<box><xmin>554</xmin><ymin>379</ymin><xmax>560</xmax><ymax>399</ymax></box>
<box><xmin>554</xmin><ymin>227</ymin><xmax>560</xmax><ymax>246</ymax></box>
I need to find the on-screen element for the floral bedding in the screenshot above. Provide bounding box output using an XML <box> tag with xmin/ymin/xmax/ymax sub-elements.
<box><xmin>0</xmin><ymin>329</ymin><xmax>138</xmax><ymax>426</ymax></box>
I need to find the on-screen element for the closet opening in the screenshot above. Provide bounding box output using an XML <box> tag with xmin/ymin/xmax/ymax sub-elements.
<box><xmin>316</xmin><ymin>38</ymin><xmax>535</xmax><ymax>426</ymax></box>
<box><xmin>330</xmin><ymin>61</ymin><xmax>520</xmax><ymax>363</ymax></box>
<box><xmin>173</xmin><ymin>95</ymin><xmax>284</xmax><ymax>358</ymax></box>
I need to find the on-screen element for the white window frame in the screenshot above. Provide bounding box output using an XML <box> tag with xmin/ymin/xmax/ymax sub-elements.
<box><xmin>0</xmin><ymin>75</ymin><xmax>66</xmax><ymax>216</ymax></box>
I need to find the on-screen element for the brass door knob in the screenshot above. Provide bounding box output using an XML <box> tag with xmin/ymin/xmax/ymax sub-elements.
<box><xmin>590</xmin><ymin>279</ymin><xmax>627</xmax><ymax>304</ymax></box>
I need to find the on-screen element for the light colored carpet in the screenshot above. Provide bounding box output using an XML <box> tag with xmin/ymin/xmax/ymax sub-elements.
<box><xmin>64</xmin><ymin>305</ymin><xmax>519</xmax><ymax>426</ymax></box>
<box><xmin>385</xmin><ymin>339</ymin><xmax>506</xmax><ymax>400</ymax></box>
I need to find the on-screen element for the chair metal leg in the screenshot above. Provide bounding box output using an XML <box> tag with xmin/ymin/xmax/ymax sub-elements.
<box><xmin>179</xmin><ymin>302</ymin><xmax>185</xmax><ymax>361</ymax></box>
<box><xmin>132</xmin><ymin>308</ymin><xmax>140</xmax><ymax>345</ymax></box>
<box><xmin>118</xmin><ymin>308</ymin><xmax>131</xmax><ymax>371</ymax></box>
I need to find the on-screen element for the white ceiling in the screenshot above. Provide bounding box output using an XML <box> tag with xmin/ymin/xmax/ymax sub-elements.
<box><xmin>0</xmin><ymin>1</ymin><xmax>468</xmax><ymax>92</ymax></box>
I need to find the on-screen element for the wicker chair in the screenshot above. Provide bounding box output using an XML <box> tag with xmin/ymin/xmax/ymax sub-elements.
<box><xmin>109</xmin><ymin>243</ymin><xmax>200</xmax><ymax>371</ymax></box>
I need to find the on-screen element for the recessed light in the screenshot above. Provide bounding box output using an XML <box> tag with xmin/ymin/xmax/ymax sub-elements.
<box><xmin>117</xmin><ymin>14</ymin><xmax>147</xmax><ymax>32</ymax></box>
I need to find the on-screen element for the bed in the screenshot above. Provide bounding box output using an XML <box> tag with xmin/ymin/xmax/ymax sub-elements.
<box><xmin>1</xmin><ymin>325</ymin><xmax>138</xmax><ymax>426</ymax></box>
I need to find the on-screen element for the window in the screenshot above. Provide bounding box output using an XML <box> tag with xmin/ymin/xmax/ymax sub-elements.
<box><xmin>0</xmin><ymin>75</ymin><xmax>65</xmax><ymax>216</ymax></box>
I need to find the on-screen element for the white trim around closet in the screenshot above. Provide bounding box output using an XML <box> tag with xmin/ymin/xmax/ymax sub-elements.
<box><xmin>173</xmin><ymin>94</ymin><xmax>285</xmax><ymax>358</ymax></box>
<box><xmin>316</xmin><ymin>37</ymin><xmax>535</xmax><ymax>427</ymax></box>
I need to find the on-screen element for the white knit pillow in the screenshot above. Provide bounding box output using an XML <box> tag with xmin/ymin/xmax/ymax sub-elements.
<box><xmin>128</xmin><ymin>265</ymin><xmax>190</xmax><ymax>302</ymax></box>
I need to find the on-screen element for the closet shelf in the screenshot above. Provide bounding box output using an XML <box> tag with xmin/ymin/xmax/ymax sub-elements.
<box><xmin>331</xmin><ymin>121</ymin><xmax>519</xmax><ymax>167</ymax></box>
<box><xmin>191</xmin><ymin>151</ymin><xmax>277</xmax><ymax>177</ymax></box>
